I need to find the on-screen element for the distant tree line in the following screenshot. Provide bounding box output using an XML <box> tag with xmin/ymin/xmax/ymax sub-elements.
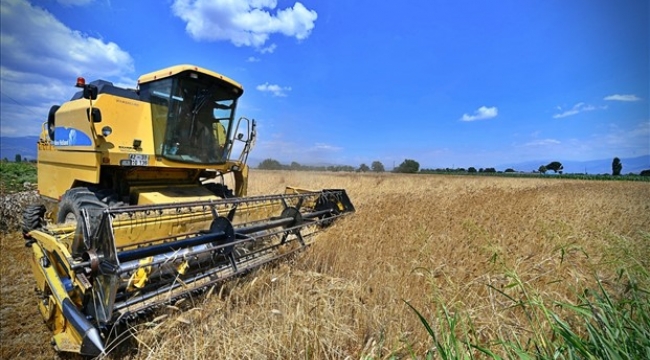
<box><xmin>1</xmin><ymin>154</ymin><xmax>35</xmax><ymax>163</ymax></box>
<box><xmin>8</xmin><ymin>149</ymin><xmax>650</xmax><ymax>177</ymax></box>
<box><xmin>420</xmin><ymin>167</ymin><xmax>501</xmax><ymax>173</ymax></box>
<box><xmin>355</xmin><ymin>161</ymin><xmax>386</xmax><ymax>173</ymax></box>
<box><xmin>258</xmin><ymin>157</ymin><xmax>650</xmax><ymax>177</ymax></box>
<box><xmin>258</xmin><ymin>158</ymin><xmax>387</xmax><ymax>173</ymax></box>
<box><xmin>258</xmin><ymin>158</ymin><xmax>421</xmax><ymax>174</ymax></box>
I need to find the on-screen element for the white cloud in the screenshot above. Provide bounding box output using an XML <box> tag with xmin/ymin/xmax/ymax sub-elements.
<box><xmin>0</xmin><ymin>0</ymin><xmax>134</xmax><ymax>137</ymax></box>
<box><xmin>171</xmin><ymin>0</ymin><xmax>317</xmax><ymax>49</ymax></box>
<box><xmin>56</xmin><ymin>0</ymin><xmax>94</xmax><ymax>6</ymax></box>
<box><xmin>523</xmin><ymin>139</ymin><xmax>561</xmax><ymax>147</ymax></box>
<box><xmin>247</xmin><ymin>56</ymin><xmax>261</xmax><ymax>62</ymax></box>
<box><xmin>460</xmin><ymin>106</ymin><xmax>498</xmax><ymax>121</ymax></box>
<box><xmin>258</xmin><ymin>43</ymin><xmax>277</xmax><ymax>54</ymax></box>
<box><xmin>111</xmin><ymin>76</ymin><xmax>139</xmax><ymax>90</ymax></box>
<box><xmin>311</xmin><ymin>143</ymin><xmax>342</xmax><ymax>152</ymax></box>
<box><xmin>256</xmin><ymin>82</ymin><xmax>291</xmax><ymax>97</ymax></box>
<box><xmin>602</xmin><ymin>121</ymin><xmax>650</xmax><ymax>149</ymax></box>
<box><xmin>511</xmin><ymin>121</ymin><xmax>649</xmax><ymax>163</ymax></box>
<box><xmin>0</xmin><ymin>0</ymin><xmax>132</xmax><ymax>79</ymax></box>
<box><xmin>604</xmin><ymin>94</ymin><xmax>641</xmax><ymax>102</ymax></box>
<box><xmin>553</xmin><ymin>102</ymin><xmax>605</xmax><ymax>119</ymax></box>
<box><xmin>559</xmin><ymin>121</ymin><xmax>650</xmax><ymax>161</ymax></box>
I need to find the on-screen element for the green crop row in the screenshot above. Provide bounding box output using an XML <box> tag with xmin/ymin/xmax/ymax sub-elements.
<box><xmin>0</xmin><ymin>161</ymin><xmax>37</xmax><ymax>193</ymax></box>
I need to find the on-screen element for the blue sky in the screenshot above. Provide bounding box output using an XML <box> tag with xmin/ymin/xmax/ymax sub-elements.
<box><xmin>1</xmin><ymin>0</ymin><xmax>648</xmax><ymax>170</ymax></box>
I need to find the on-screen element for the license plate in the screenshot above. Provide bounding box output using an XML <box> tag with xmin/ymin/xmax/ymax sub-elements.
<box><xmin>128</xmin><ymin>154</ymin><xmax>148</xmax><ymax>166</ymax></box>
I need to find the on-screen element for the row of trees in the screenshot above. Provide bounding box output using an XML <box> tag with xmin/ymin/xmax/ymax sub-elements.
<box><xmin>259</xmin><ymin>158</ymin><xmax>546</xmax><ymax>175</ymax></box>
<box><xmin>420</xmin><ymin>167</ymin><xmax>514</xmax><ymax>173</ymax></box>
<box><xmin>2</xmin><ymin>154</ymin><xmax>34</xmax><ymax>163</ymax></box>
<box><xmin>359</xmin><ymin>161</ymin><xmax>386</xmax><ymax>172</ymax></box>
<box><xmin>258</xmin><ymin>159</ymin><xmax>388</xmax><ymax>172</ymax></box>
<box><xmin>538</xmin><ymin>158</ymin><xmax>624</xmax><ymax>176</ymax></box>
<box><xmin>5</xmin><ymin>151</ymin><xmax>645</xmax><ymax>176</ymax></box>
<box><xmin>259</xmin><ymin>157</ymin><xmax>649</xmax><ymax>176</ymax></box>
<box><xmin>259</xmin><ymin>157</ymin><xmax>539</xmax><ymax>175</ymax></box>
<box><xmin>258</xmin><ymin>159</ymin><xmax>423</xmax><ymax>173</ymax></box>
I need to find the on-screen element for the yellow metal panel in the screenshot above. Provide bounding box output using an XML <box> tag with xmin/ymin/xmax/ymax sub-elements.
<box><xmin>54</xmin><ymin>99</ymin><xmax>96</xmax><ymax>149</ymax></box>
<box><xmin>137</xmin><ymin>64</ymin><xmax>243</xmax><ymax>90</ymax></box>
<box><xmin>108</xmin><ymin>200</ymin><xmax>287</xmax><ymax>249</ymax></box>
<box><xmin>133</xmin><ymin>185</ymin><xmax>218</xmax><ymax>205</ymax></box>
<box><xmin>111</xmin><ymin>211</ymin><xmax>215</xmax><ymax>249</ymax></box>
<box><xmin>234</xmin><ymin>164</ymin><xmax>249</xmax><ymax>197</ymax></box>
<box><xmin>38</xmin><ymin>148</ymin><xmax>100</xmax><ymax>199</ymax></box>
<box><xmin>91</xmin><ymin>95</ymin><xmax>155</xmax><ymax>155</ymax></box>
<box><xmin>31</xmin><ymin>244</ymin><xmax>84</xmax><ymax>353</ymax></box>
<box><xmin>30</xmin><ymin>245</ymin><xmax>48</xmax><ymax>294</ymax></box>
<box><xmin>285</xmin><ymin>186</ymin><xmax>317</xmax><ymax>194</ymax></box>
<box><xmin>54</xmin><ymin>93</ymin><xmax>155</xmax><ymax>155</ymax></box>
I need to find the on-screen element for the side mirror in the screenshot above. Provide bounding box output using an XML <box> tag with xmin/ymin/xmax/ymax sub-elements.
<box><xmin>237</xmin><ymin>133</ymin><xmax>244</xmax><ymax>140</ymax></box>
<box><xmin>86</xmin><ymin>108</ymin><xmax>102</xmax><ymax>123</ymax></box>
<box><xmin>83</xmin><ymin>85</ymin><xmax>98</xmax><ymax>100</ymax></box>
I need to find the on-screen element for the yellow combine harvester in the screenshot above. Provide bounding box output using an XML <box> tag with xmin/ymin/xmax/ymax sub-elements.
<box><xmin>22</xmin><ymin>64</ymin><xmax>354</xmax><ymax>356</ymax></box>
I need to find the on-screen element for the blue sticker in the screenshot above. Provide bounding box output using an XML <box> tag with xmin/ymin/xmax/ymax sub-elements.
<box><xmin>53</xmin><ymin>127</ymin><xmax>92</xmax><ymax>146</ymax></box>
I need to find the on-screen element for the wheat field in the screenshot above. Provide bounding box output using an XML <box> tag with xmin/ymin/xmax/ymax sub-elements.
<box><xmin>1</xmin><ymin>170</ymin><xmax>649</xmax><ymax>359</ymax></box>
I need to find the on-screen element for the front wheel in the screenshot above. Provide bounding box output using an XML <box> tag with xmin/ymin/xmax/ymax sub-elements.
<box><xmin>57</xmin><ymin>188</ymin><xmax>108</xmax><ymax>255</ymax></box>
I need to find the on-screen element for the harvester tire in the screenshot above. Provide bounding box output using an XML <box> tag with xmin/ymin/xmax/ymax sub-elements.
<box><xmin>57</xmin><ymin>188</ymin><xmax>108</xmax><ymax>224</ymax></box>
<box><xmin>22</xmin><ymin>204</ymin><xmax>46</xmax><ymax>240</ymax></box>
<box><xmin>57</xmin><ymin>188</ymin><xmax>109</xmax><ymax>255</ymax></box>
<box><xmin>204</xmin><ymin>183</ymin><xmax>234</xmax><ymax>198</ymax></box>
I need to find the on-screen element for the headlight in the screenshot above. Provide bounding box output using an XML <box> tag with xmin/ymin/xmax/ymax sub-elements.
<box><xmin>101</xmin><ymin>126</ymin><xmax>112</xmax><ymax>137</ymax></box>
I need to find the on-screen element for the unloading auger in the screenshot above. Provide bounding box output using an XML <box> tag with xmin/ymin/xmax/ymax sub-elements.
<box><xmin>26</xmin><ymin>189</ymin><xmax>354</xmax><ymax>356</ymax></box>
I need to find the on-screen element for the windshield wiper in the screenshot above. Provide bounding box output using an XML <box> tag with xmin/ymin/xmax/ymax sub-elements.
<box><xmin>188</xmin><ymin>88</ymin><xmax>213</xmax><ymax>138</ymax></box>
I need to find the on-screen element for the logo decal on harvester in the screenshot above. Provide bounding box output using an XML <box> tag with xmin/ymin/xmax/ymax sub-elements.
<box><xmin>54</xmin><ymin>127</ymin><xmax>92</xmax><ymax>146</ymax></box>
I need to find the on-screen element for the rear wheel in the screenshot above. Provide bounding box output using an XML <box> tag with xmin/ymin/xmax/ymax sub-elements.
<box><xmin>22</xmin><ymin>204</ymin><xmax>46</xmax><ymax>240</ymax></box>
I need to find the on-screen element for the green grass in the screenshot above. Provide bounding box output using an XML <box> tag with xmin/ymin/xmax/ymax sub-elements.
<box><xmin>405</xmin><ymin>245</ymin><xmax>650</xmax><ymax>360</ymax></box>
<box><xmin>406</xmin><ymin>270</ymin><xmax>649</xmax><ymax>359</ymax></box>
<box><xmin>0</xmin><ymin>161</ymin><xmax>37</xmax><ymax>193</ymax></box>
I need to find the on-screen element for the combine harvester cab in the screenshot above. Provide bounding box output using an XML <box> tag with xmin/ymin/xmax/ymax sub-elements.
<box><xmin>23</xmin><ymin>65</ymin><xmax>355</xmax><ymax>356</ymax></box>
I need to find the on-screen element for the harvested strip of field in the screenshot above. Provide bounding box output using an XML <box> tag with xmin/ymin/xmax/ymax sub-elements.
<box><xmin>1</xmin><ymin>171</ymin><xmax>648</xmax><ymax>359</ymax></box>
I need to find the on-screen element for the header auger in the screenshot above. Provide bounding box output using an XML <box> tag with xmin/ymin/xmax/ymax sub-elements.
<box><xmin>22</xmin><ymin>64</ymin><xmax>355</xmax><ymax>356</ymax></box>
